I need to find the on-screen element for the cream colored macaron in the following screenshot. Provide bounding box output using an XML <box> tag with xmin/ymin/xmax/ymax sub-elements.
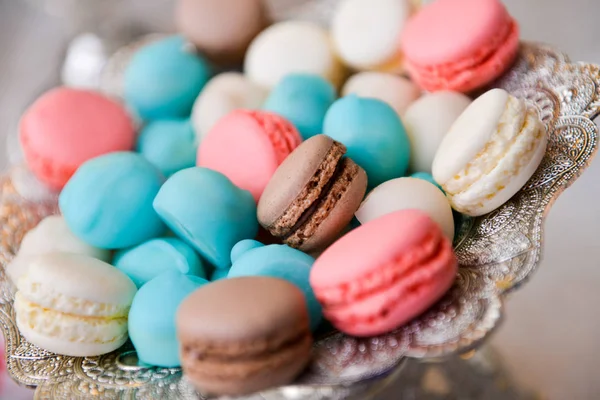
<box><xmin>433</xmin><ymin>89</ymin><xmax>547</xmax><ymax>217</ymax></box>
<box><xmin>7</xmin><ymin>215</ymin><xmax>111</xmax><ymax>284</ymax></box>
<box><xmin>355</xmin><ymin>177</ymin><xmax>454</xmax><ymax>240</ymax></box>
<box><xmin>244</xmin><ymin>21</ymin><xmax>345</xmax><ymax>89</ymax></box>
<box><xmin>332</xmin><ymin>0</ymin><xmax>411</xmax><ymax>72</ymax></box>
<box><xmin>191</xmin><ymin>72</ymin><xmax>268</xmax><ymax>143</ymax></box>
<box><xmin>342</xmin><ymin>72</ymin><xmax>421</xmax><ymax>116</ymax></box>
<box><xmin>15</xmin><ymin>253</ymin><xmax>136</xmax><ymax>357</ymax></box>
<box><xmin>404</xmin><ymin>91</ymin><xmax>472</xmax><ymax>174</ymax></box>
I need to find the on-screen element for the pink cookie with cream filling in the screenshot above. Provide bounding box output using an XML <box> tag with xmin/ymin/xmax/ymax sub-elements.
<box><xmin>310</xmin><ymin>209</ymin><xmax>457</xmax><ymax>336</ymax></box>
<box><xmin>197</xmin><ymin>110</ymin><xmax>302</xmax><ymax>202</ymax></box>
<box><xmin>401</xmin><ymin>0</ymin><xmax>519</xmax><ymax>93</ymax></box>
<box><xmin>20</xmin><ymin>87</ymin><xmax>136</xmax><ymax>189</ymax></box>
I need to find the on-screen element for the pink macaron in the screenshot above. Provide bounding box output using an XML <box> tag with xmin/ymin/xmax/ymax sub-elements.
<box><xmin>20</xmin><ymin>87</ymin><xmax>136</xmax><ymax>189</ymax></box>
<box><xmin>310</xmin><ymin>209</ymin><xmax>457</xmax><ymax>337</ymax></box>
<box><xmin>197</xmin><ymin>110</ymin><xmax>302</xmax><ymax>202</ymax></box>
<box><xmin>401</xmin><ymin>0</ymin><xmax>519</xmax><ymax>93</ymax></box>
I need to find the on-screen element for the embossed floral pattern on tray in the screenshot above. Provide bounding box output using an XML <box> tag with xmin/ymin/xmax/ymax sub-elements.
<box><xmin>0</xmin><ymin>43</ymin><xmax>598</xmax><ymax>399</ymax></box>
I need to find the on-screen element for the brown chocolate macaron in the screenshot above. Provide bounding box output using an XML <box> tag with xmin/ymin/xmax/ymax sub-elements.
<box><xmin>258</xmin><ymin>134</ymin><xmax>368</xmax><ymax>254</ymax></box>
<box><xmin>176</xmin><ymin>277</ymin><xmax>312</xmax><ymax>396</ymax></box>
<box><xmin>175</xmin><ymin>0</ymin><xmax>267</xmax><ymax>66</ymax></box>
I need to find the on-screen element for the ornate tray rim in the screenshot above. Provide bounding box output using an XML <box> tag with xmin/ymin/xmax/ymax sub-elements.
<box><xmin>0</xmin><ymin>42</ymin><xmax>597</xmax><ymax>399</ymax></box>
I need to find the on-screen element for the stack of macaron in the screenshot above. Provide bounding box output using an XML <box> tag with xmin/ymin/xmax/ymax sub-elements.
<box><xmin>8</xmin><ymin>0</ymin><xmax>548</xmax><ymax>396</ymax></box>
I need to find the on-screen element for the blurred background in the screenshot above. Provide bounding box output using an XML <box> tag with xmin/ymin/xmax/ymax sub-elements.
<box><xmin>0</xmin><ymin>0</ymin><xmax>599</xmax><ymax>399</ymax></box>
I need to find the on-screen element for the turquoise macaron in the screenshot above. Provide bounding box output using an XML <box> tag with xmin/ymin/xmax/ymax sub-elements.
<box><xmin>137</xmin><ymin>119</ymin><xmax>197</xmax><ymax>177</ymax></box>
<box><xmin>263</xmin><ymin>74</ymin><xmax>336</xmax><ymax>140</ymax></box>
<box><xmin>153</xmin><ymin>167</ymin><xmax>258</xmax><ymax>269</ymax></box>
<box><xmin>59</xmin><ymin>152</ymin><xmax>165</xmax><ymax>249</ymax></box>
<box><xmin>128</xmin><ymin>270</ymin><xmax>208</xmax><ymax>367</ymax></box>
<box><xmin>323</xmin><ymin>95</ymin><xmax>411</xmax><ymax>188</ymax></box>
<box><xmin>228</xmin><ymin>239</ymin><xmax>323</xmax><ymax>331</ymax></box>
<box><xmin>124</xmin><ymin>35</ymin><xmax>212</xmax><ymax>121</ymax></box>
<box><xmin>114</xmin><ymin>237</ymin><xmax>206</xmax><ymax>288</ymax></box>
<box><xmin>210</xmin><ymin>268</ymin><xmax>229</xmax><ymax>281</ymax></box>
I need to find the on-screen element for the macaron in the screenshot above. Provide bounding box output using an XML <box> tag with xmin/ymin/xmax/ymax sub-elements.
<box><xmin>124</xmin><ymin>35</ymin><xmax>212</xmax><ymax>120</ymax></box>
<box><xmin>433</xmin><ymin>88</ymin><xmax>547</xmax><ymax>216</ymax></box>
<box><xmin>404</xmin><ymin>91</ymin><xmax>472</xmax><ymax>173</ymax></box>
<box><xmin>191</xmin><ymin>73</ymin><xmax>269</xmax><ymax>143</ymax></box>
<box><xmin>114</xmin><ymin>237</ymin><xmax>206</xmax><ymax>288</ymax></box>
<box><xmin>197</xmin><ymin>110</ymin><xmax>302</xmax><ymax>202</ymax></box>
<box><xmin>19</xmin><ymin>87</ymin><xmax>135</xmax><ymax>189</ymax></box>
<box><xmin>177</xmin><ymin>276</ymin><xmax>312</xmax><ymax>396</ymax></box>
<box><xmin>401</xmin><ymin>0</ymin><xmax>520</xmax><ymax>92</ymax></box>
<box><xmin>310</xmin><ymin>209</ymin><xmax>457</xmax><ymax>336</ymax></box>
<box><xmin>14</xmin><ymin>253</ymin><xmax>137</xmax><ymax>356</ymax></box>
<box><xmin>411</xmin><ymin>172</ymin><xmax>443</xmax><ymax>192</ymax></box>
<box><xmin>323</xmin><ymin>95</ymin><xmax>410</xmax><ymax>188</ymax></box>
<box><xmin>245</xmin><ymin>21</ymin><xmax>346</xmax><ymax>89</ymax></box>
<box><xmin>129</xmin><ymin>271</ymin><xmax>208</xmax><ymax>367</ymax></box>
<box><xmin>355</xmin><ymin>177</ymin><xmax>454</xmax><ymax>240</ymax></box>
<box><xmin>342</xmin><ymin>72</ymin><xmax>421</xmax><ymax>117</ymax></box>
<box><xmin>228</xmin><ymin>240</ymin><xmax>322</xmax><ymax>331</ymax></box>
<box><xmin>263</xmin><ymin>74</ymin><xmax>336</xmax><ymax>140</ymax></box>
<box><xmin>59</xmin><ymin>152</ymin><xmax>166</xmax><ymax>249</ymax></box>
<box><xmin>332</xmin><ymin>0</ymin><xmax>412</xmax><ymax>72</ymax></box>
<box><xmin>7</xmin><ymin>215</ymin><xmax>111</xmax><ymax>284</ymax></box>
<box><xmin>153</xmin><ymin>167</ymin><xmax>258</xmax><ymax>269</ymax></box>
<box><xmin>175</xmin><ymin>0</ymin><xmax>267</xmax><ymax>66</ymax></box>
<box><xmin>136</xmin><ymin>118</ymin><xmax>197</xmax><ymax>177</ymax></box>
<box><xmin>258</xmin><ymin>135</ymin><xmax>367</xmax><ymax>254</ymax></box>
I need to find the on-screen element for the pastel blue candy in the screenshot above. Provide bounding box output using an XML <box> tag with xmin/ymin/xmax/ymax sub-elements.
<box><xmin>411</xmin><ymin>172</ymin><xmax>444</xmax><ymax>192</ymax></box>
<box><xmin>137</xmin><ymin>119</ymin><xmax>197</xmax><ymax>177</ymax></box>
<box><xmin>323</xmin><ymin>95</ymin><xmax>411</xmax><ymax>188</ymax></box>
<box><xmin>263</xmin><ymin>74</ymin><xmax>336</xmax><ymax>140</ymax></box>
<box><xmin>153</xmin><ymin>168</ymin><xmax>258</xmax><ymax>269</ymax></box>
<box><xmin>59</xmin><ymin>152</ymin><xmax>165</xmax><ymax>249</ymax></box>
<box><xmin>114</xmin><ymin>237</ymin><xmax>206</xmax><ymax>288</ymax></box>
<box><xmin>210</xmin><ymin>268</ymin><xmax>230</xmax><ymax>281</ymax></box>
<box><xmin>128</xmin><ymin>270</ymin><xmax>207</xmax><ymax>367</ymax></box>
<box><xmin>230</xmin><ymin>239</ymin><xmax>263</xmax><ymax>264</ymax></box>
<box><xmin>228</xmin><ymin>240</ymin><xmax>322</xmax><ymax>331</ymax></box>
<box><xmin>124</xmin><ymin>35</ymin><xmax>211</xmax><ymax>121</ymax></box>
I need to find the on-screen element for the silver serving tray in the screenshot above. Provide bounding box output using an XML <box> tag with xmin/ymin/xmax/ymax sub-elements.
<box><xmin>0</xmin><ymin>42</ymin><xmax>598</xmax><ymax>399</ymax></box>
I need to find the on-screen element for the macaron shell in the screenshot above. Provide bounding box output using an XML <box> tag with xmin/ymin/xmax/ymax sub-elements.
<box><xmin>175</xmin><ymin>0</ymin><xmax>267</xmax><ymax>65</ymax></box>
<box><xmin>342</xmin><ymin>72</ymin><xmax>421</xmax><ymax>117</ymax></box>
<box><xmin>258</xmin><ymin>135</ymin><xmax>337</xmax><ymax>228</ymax></box>
<box><xmin>244</xmin><ymin>21</ymin><xmax>346</xmax><ymax>89</ymax></box>
<box><xmin>404</xmin><ymin>91</ymin><xmax>472</xmax><ymax>173</ymax></box>
<box><xmin>198</xmin><ymin>110</ymin><xmax>301</xmax><ymax>202</ymax></box>
<box><xmin>355</xmin><ymin>177</ymin><xmax>454</xmax><ymax>240</ymax></box>
<box><xmin>300</xmin><ymin>164</ymin><xmax>367</xmax><ymax>253</ymax></box>
<box><xmin>311</xmin><ymin>210</ymin><xmax>457</xmax><ymax>336</ymax></box>
<box><xmin>332</xmin><ymin>0</ymin><xmax>410</xmax><ymax>71</ymax></box>
<box><xmin>326</xmin><ymin>237</ymin><xmax>456</xmax><ymax>336</ymax></box>
<box><xmin>20</xmin><ymin>88</ymin><xmax>135</xmax><ymax>189</ymax></box>
<box><xmin>191</xmin><ymin>73</ymin><xmax>269</xmax><ymax>142</ymax></box>
<box><xmin>402</xmin><ymin>0</ymin><xmax>512</xmax><ymax>66</ymax></box>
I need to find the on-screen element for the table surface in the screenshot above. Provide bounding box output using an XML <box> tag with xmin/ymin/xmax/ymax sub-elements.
<box><xmin>1</xmin><ymin>1</ymin><xmax>600</xmax><ymax>399</ymax></box>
